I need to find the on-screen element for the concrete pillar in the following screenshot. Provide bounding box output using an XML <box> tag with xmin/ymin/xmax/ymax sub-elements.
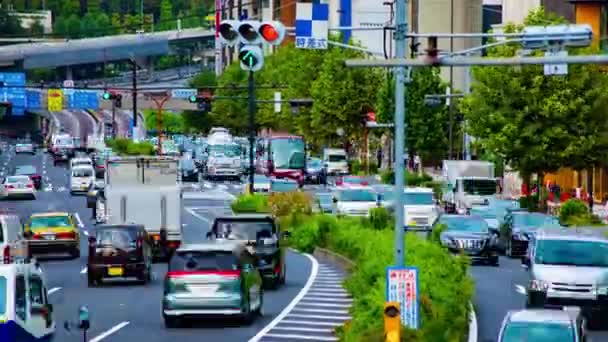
<box><xmin>65</xmin><ymin>66</ymin><xmax>73</xmax><ymax>81</ymax></box>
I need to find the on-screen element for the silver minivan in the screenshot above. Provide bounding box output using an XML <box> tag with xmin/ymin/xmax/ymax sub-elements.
<box><xmin>522</xmin><ymin>227</ymin><xmax>608</xmax><ymax>327</ymax></box>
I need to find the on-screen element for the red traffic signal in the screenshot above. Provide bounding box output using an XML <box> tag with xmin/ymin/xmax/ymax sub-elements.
<box><xmin>259</xmin><ymin>21</ymin><xmax>285</xmax><ymax>45</ymax></box>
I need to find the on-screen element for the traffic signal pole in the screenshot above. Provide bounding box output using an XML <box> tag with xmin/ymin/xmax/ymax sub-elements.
<box><xmin>111</xmin><ymin>99</ymin><xmax>116</xmax><ymax>139</ymax></box>
<box><xmin>248</xmin><ymin>70</ymin><xmax>256</xmax><ymax>194</ymax></box>
<box><xmin>132</xmin><ymin>60</ymin><xmax>138</xmax><ymax>132</ymax></box>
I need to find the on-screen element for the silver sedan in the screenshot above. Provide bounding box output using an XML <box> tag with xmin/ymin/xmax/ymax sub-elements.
<box><xmin>0</xmin><ymin>176</ymin><xmax>36</xmax><ymax>200</ymax></box>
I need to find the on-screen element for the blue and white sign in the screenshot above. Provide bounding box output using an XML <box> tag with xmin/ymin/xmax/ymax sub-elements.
<box><xmin>386</xmin><ymin>266</ymin><xmax>419</xmax><ymax>329</ymax></box>
<box><xmin>68</xmin><ymin>91</ymin><xmax>99</xmax><ymax>109</ymax></box>
<box><xmin>295</xmin><ymin>2</ymin><xmax>329</xmax><ymax>49</ymax></box>
<box><xmin>0</xmin><ymin>72</ymin><xmax>26</xmax><ymax>116</ymax></box>
<box><xmin>171</xmin><ymin>88</ymin><xmax>197</xmax><ymax>99</ymax></box>
<box><xmin>26</xmin><ymin>90</ymin><xmax>41</xmax><ymax>109</ymax></box>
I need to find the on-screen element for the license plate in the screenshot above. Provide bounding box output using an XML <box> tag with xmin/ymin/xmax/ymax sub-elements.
<box><xmin>108</xmin><ymin>267</ymin><xmax>123</xmax><ymax>276</ymax></box>
<box><xmin>43</xmin><ymin>234</ymin><xmax>55</xmax><ymax>240</ymax></box>
<box><xmin>408</xmin><ymin>220</ymin><xmax>417</xmax><ymax>226</ymax></box>
<box><xmin>188</xmin><ymin>285</ymin><xmax>218</xmax><ymax>296</ymax></box>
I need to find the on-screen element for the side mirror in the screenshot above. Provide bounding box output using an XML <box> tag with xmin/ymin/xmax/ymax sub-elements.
<box><xmin>332</xmin><ymin>197</ymin><xmax>338</xmax><ymax>203</ymax></box>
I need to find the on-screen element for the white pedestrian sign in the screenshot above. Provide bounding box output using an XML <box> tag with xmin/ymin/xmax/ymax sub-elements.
<box><xmin>171</xmin><ymin>88</ymin><xmax>197</xmax><ymax>99</ymax></box>
<box><xmin>544</xmin><ymin>50</ymin><xmax>568</xmax><ymax>76</ymax></box>
<box><xmin>386</xmin><ymin>266</ymin><xmax>419</xmax><ymax>329</ymax></box>
<box><xmin>295</xmin><ymin>2</ymin><xmax>329</xmax><ymax>49</ymax></box>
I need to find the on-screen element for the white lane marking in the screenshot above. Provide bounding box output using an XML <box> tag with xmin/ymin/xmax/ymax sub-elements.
<box><xmin>83</xmin><ymin>230</ymin><xmax>89</xmax><ymax>236</ymax></box>
<box><xmin>74</xmin><ymin>213</ymin><xmax>84</xmax><ymax>228</ymax></box>
<box><xmin>89</xmin><ymin>321</ymin><xmax>130</xmax><ymax>342</ymax></box>
<box><xmin>42</xmin><ymin>170</ymin><xmax>47</xmax><ymax>174</ymax></box>
<box><xmin>281</xmin><ymin>319</ymin><xmax>343</xmax><ymax>327</ymax></box>
<box><xmin>185</xmin><ymin>207</ymin><xmax>210</xmax><ymax>224</ymax></box>
<box><xmin>292</xmin><ymin>308</ymin><xmax>349</xmax><ymax>315</ymax></box>
<box><xmin>263</xmin><ymin>333</ymin><xmax>337</xmax><ymax>341</ymax></box>
<box><xmin>298</xmin><ymin>302</ymin><xmax>351</xmax><ymax>308</ymax></box>
<box><xmin>48</xmin><ymin>287</ymin><xmax>62</xmax><ymax>295</ymax></box>
<box><xmin>303</xmin><ymin>297</ymin><xmax>352</xmax><ymax>303</ymax></box>
<box><xmin>249</xmin><ymin>254</ymin><xmax>318</xmax><ymax>342</ymax></box>
<box><xmin>272</xmin><ymin>326</ymin><xmax>334</xmax><ymax>333</ymax></box>
<box><xmin>218</xmin><ymin>184</ymin><xmax>228</xmax><ymax>190</ymax></box>
<box><xmin>469</xmin><ymin>302</ymin><xmax>478</xmax><ymax>342</ymax></box>
<box><xmin>80</xmin><ymin>267</ymin><xmax>87</xmax><ymax>274</ymax></box>
<box><xmin>203</xmin><ymin>182</ymin><xmax>213</xmax><ymax>189</ymax></box>
<box><xmin>306</xmin><ymin>292</ymin><xmax>350</xmax><ymax>297</ymax></box>
<box><xmin>307</xmin><ymin>288</ymin><xmax>348</xmax><ymax>293</ymax></box>
<box><xmin>310</xmin><ymin>284</ymin><xmax>343</xmax><ymax>288</ymax></box>
<box><xmin>515</xmin><ymin>284</ymin><xmax>527</xmax><ymax>295</ymax></box>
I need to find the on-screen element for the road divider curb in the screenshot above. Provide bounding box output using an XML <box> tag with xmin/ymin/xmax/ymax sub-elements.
<box><xmin>469</xmin><ymin>303</ymin><xmax>478</xmax><ymax>342</ymax></box>
<box><xmin>313</xmin><ymin>247</ymin><xmax>355</xmax><ymax>273</ymax></box>
<box><xmin>248</xmin><ymin>253</ymin><xmax>318</xmax><ymax>342</ymax></box>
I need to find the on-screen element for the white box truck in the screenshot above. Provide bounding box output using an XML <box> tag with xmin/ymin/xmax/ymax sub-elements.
<box><xmin>442</xmin><ymin>160</ymin><xmax>497</xmax><ymax>213</ymax></box>
<box><xmin>102</xmin><ymin>157</ymin><xmax>182</xmax><ymax>260</ymax></box>
<box><xmin>323</xmin><ymin>148</ymin><xmax>348</xmax><ymax>175</ymax></box>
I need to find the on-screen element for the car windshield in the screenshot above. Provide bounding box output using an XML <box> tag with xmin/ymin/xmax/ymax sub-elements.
<box><xmin>271</xmin><ymin>137</ymin><xmax>305</xmax><ymax>169</ymax></box>
<box><xmin>15</xmin><ymin>166</ymin><xmax>36</xmax><ymax>175</ymax></box>
<box><xmin>0</xmin><ymin>276</ymin><xmax>6</xmax><ymax>316</ymax></box>
<box><xmin>337</xmin><ymin>189</ymin><xmax>377</xmax><ymax>202</ymax></box>
<box><xmin>271</xmin><ymin>181</ymin><xmax>298</xmax><ymax>192</ymax></box>
<box><xmin>535</xmin><ymin>239</ymin><xmax>608</xmax><ymax>267</ymax></box>
<box><xmin>514</xmin><ymin>214</ymin><xmax>560</xmax><ymax>229</ymax></box>
<box><xmin>381</xmin><ymin>191</ymin><xmax>433</xmax><ymax>205</ymax></box>
<box><xmin>96</xmin><ymin>228</ymin><xmax>137</xmax><ymax>250</ymax></box>
<box><xmin>329</xmin><ymin>154</ymin><xmax>346</xmax><ymax>162</ymax></box>
<box><xmin>6</xmin><ymin>176</ymin><xmax>29</xmax><ymax>184</ymax></box>
<box><xmin>209</xmin><ymin>144</ymin><xmax>240</xmax><ymax>157</ymax></box>
<box><xmin>318</xmin><ymin>194</ymin><xmax>332</xmax><ymax>205</ymax></box>
<box><xmin>501</xmin><ymin>321</ymin><xmax>575</xmax><ymax>342</ymax></box>
<box><xmin>169</xmin><ymin>251</ymin><xmax>239</xmax><ymax>272</ymax></box>
<box><xmin>30</xmin><ymin>215</ymin><xmax>70</xmax><ymax>228</ymax></box>
<box><xmin>214</xmin><ymin>221</ymin><xmax>275</xmax><ymax>240</ymax></box>
<box><xmin>344</xmin><ymin>177</ymin><xmax>365</xmax><ymax>184</ymax></box>
<box><xmin>254</xmin><ymin>175</ymin><xmax>270</xmax><ymax>183</ymax></box>
<box><xmin>440</xmin><ymin>216</ymin><xmax>489</xmax><ymax>233</ymax></box>
<box><xmin>469</xmin><ymin>207</ymin><xmax>498</xmax><ymax>219</ymax></box>
<box><xmin>308</xmin><ymin>159</ymin><xmax>322</xmax><ymax>168</ymax></box>
<box><xmin>462</xmin><ymin>179</ymin><xmax>497</xmax><ymax>196</ymax></box>
<box><xmin>72</xmin><ymin>168</ymin><xmax>93</xmax><ymax>177</ymax></box>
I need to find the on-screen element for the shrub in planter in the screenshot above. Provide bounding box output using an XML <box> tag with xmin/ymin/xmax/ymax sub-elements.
<box><xmin>368</xmin><ymin>207</ymin><xmax>392</xmax><ymax>230</ymax></box>
<box><xmin>268</xmin><ymin>191</ymin><xmax>313</xmax><ymax>218</ymax></box>
<box><xmin>231</xmin><ymin>194</ymin><xmax>270</xmax><ymax>213</ymax></box>
<box><xmin>380</xmin><ymin>170</ymin><xmax>432</xmax><ymax>186</ymax></box>
<box><xmin>559</xmin><ymin>199</ymin><xmax>589</xmax><ymax>224</ymax></box>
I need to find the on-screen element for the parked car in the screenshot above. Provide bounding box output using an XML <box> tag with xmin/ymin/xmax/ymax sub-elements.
<box><xmin>87</xmin><ymin>224</ymin><xmax>153</xmax><ymax>286</ymax></box>
<box><xmin>162</xmin><ymin>241</ymin><xmax>264</xmax><ymax>328</ymax></box>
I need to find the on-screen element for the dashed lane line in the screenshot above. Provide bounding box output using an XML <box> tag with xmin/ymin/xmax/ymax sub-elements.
<box><xmin>80</xmin><ymin>267</ymin><xmax>87</xmax><ymax>274</ymax></box>
<box><xmin>48</xmin><ymin>287</ymin><xmax>62</xmax><ymax>295</ymax></box>
<box><xmin>89</xmin><ymin>321</ymin><xmax>130</xmax><ymax>342</ymax></box>
<box><xmin>515</xmin><ymin>284</ymin><xmax>527</xmax><ymax>295</ymax></box>
<box><xmin>74</xmin><ymin>213</ymin><xmax>84</xmax><ymax>228</ymax></box>
<box><xmin>185</xmin><ymin>207</ymin><xmax>211</xmax><ymax>224</ymax></box>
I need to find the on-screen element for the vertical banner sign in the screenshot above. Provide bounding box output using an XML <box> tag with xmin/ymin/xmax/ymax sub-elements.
<box><xmin>295</xmin><ymin>2</ymin><xmax>329</xmax><ymax>49</ymax></box>
<box><xmin>386</xmin><ymin>266</ymin><xmax>419</xmax><ymax>329</ymax></box>
<box><xmin>214</xmin><ymin>0</ymin><xmax>222</xmax><ymax>75</ymax></box>
<box><xmin>47</xmin><ymin>89</ymin><xmax>63</xmax><ymax>112</ymax></box>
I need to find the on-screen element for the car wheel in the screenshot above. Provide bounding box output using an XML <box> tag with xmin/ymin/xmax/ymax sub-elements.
<box><xmin>163</xmin><ymin>315</ymin><xmax>180</xmax><ymax>328</ymax></box>
<box><xmin>490</xmin><ymin>256</ymin><xmax>499</xmax><ymax>267</ymax></box>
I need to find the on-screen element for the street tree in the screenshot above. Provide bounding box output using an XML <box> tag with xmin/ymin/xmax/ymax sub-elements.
<box><xmin>158</xmin><ymin>0</ymin><xmax>174</xmax><ymax>30</ymax></box>
<box><xmin>375</xmin><ymin>67</ymin><xmax>449</xmax><ymax>166</ymax></box>
<box><xmin>460</xmin><ymin>7</ymin><xmax>608</xmax><ymax>200</ymax></box>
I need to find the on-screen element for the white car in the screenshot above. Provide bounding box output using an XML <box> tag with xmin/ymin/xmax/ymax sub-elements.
<box><xmin>253</xmin><ymin>175</ymin><xmax>271</xmax><ymax>192</ymax></box>
<box><xmin>15</xmin><ymin>143</ymin><xmax>35</xmax><ymax>154</ymax></box>
<box><xmin>70</xmin><ymin>157</ymin><xmax>93</xmax><ymax>169</ymax></box>
<box><xmin>333</xmin><ymin>187</ymin><xmax>379</xmax><ymax>216</ymax></box>
<box><xmin>1</xmin><ymin>176</ymin><xmax>36</xmax><ymax>200</ymax></box>
<box><xmin>70</xmin><ymin>165</ymin><xmax>95</xmax><ymax>194</ymax></box>
<box><xmin>378</xmin><ymin>186</ymin><xmax>439</xmax><ymax>230</ymax></box>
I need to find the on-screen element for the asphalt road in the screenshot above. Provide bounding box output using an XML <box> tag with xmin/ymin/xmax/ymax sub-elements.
<box><xmin>1</xmin><ymin>147</ymin><xmax>315</xmax><ymax>342</ymax></box>
<box><xmin>472</xmin><ymin>256</ymin><xmax>608</xmax><ymax>341</ymax></box>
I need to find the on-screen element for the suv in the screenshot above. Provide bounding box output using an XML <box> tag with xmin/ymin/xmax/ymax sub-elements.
<box><xmin>207</xmin><ymin>215</ymin><xmax>287</xmax><ymax>288</ymax></box>
<box><xmin>87</xmin><ymin>224</ymin><xmax>153</xmax><ymax>287</ymax></box>
<box><xmin>498</xmin><ymin>308</ymin><xmax>586</xmax><ymax>342</ymax></box>
<box><xmin>523</xmin><ymin>227</ymin><xmax>608</xmax><ymax>327</ymax></box>
<box><xmin>162</xmin><ymin>241</ymin><xmax>263</xmax><ymax>328</ymax></box>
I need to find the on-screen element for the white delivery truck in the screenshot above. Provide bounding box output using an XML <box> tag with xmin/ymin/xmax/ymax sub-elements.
<box><xmin>101</xmin><ymin>157</ymin><xmax>182</xmax><ymax>260</ymax></box>
<box><xmin>442</xmin><ymin>160</ymin><xmax>497</xmax><ymax>214</ymax></box>
<box><xmin>323</xmin><ymin>148</ymin><xmax>348</xmax><ymax>175</ymax></box>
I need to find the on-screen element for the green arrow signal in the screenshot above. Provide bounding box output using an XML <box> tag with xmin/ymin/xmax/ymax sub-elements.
<box><xmin>242</xmin><ymin>51</ymin><xmax>255</xmax><ymax>67</ymax></box>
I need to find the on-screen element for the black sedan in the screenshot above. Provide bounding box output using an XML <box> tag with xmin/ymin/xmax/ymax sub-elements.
<box><xmin>207</xmin><ymin>214</ymin><xmax>288</xmax><ymax>289</ymax></box>
<box><xmin>436</xmin><ymin>214</ymin><xmax>500</xmax><ymax>266</ymax></box>
<box><xmin>500</xmin><ymin>211</ymin><xmax>561</xmax><ymax>258</ymax></box>
<box><xmin>14</xmin><ymin>165</ymin><xmax>42</xmax><ymax>189</ymax></box>
<box><xmin>305</xmin><ymin>158</ymin><xmax>325</xmax><ymax>184</ymax></box>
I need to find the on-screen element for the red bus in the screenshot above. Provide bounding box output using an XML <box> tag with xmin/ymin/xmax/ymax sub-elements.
<box><xmin>256</xmin><ymin>135</ymin><xmax>306</xmax><ymax>186</ymax></box>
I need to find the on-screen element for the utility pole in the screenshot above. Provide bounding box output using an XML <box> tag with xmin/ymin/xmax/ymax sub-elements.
<box><xmin>111</xmin><ymin>100</ymin><xmax>116</xmax><ymax>139</ymax></box>
<box><xmin>393</xmin><ymin>0</ymin><xmax>408</xmax><ymax>266</ymax></box>
<box><xmin>449</xmin><ymin>0</ymin><xmax>454</xmax><ymax>160</ymax></box>
<box><xmin>248</xmin><ymin>70</ymin><xmax>256</xmax><ymax>194</ymax></box>
<box><xmin>131</xmin><ymin>60</ymin><xmax>138</xmax><ymax>135</ymax></box>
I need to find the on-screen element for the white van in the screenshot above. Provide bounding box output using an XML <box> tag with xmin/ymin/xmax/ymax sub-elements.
<box><xmin>70</xmin><ymin>166</ymin><xmax>95</xmax><ymax>194</ymax></box>
<box><xmin>70</xmin><ymin>157</ymin><xmax>93</xmax><ymax>169</ymax></box>
<box><xmin>323</xmin><ymin>148</ymin><xmax>348</xmax><ymax>175</ymax></box>
<box><xmin>0</xmin><ymin>214</ymin><xmax>29</xmax><ymax>263</ymax></box>
<box><xmin>0</xmin><ymin>262</ymin><xmax>55</xmax><ymax>340</ymax></box>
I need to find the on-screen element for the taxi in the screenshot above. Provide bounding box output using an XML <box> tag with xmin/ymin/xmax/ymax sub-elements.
<box><xmin>0</xmin><ymin>262</ymin><xmax>55</xmax><ymax>340</ymax></box>
<box><xmin>24</xmin><ymin>212</ymin><xmax>81</xmax><ymax>259</ymax></box>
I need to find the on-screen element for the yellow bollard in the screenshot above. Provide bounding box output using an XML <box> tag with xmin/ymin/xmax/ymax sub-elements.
<box><xmin>384</xmin><ymin>302</ymin><xmax>400</xmax><ymax>342</ymax></box>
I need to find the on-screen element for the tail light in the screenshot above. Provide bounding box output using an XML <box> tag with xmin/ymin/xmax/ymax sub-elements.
<box><xmin>167</xmin><ymin>270</ymin><xmax>240</xmax><ymax>279</ymax></box>
<box><xmin>32</xmin><ymin>233</ymin><xmax>42</xmax><ymax>240</ymax></box>
<box><xmin>56</xmin><ymin>231</ymin><xmax>76</xmax><ymax>239</ymax></box>
<box><xmin>3</xmin><ymin>246</ymin><xmax>10</xmax><ymax>264</ymax></box>
<box><xmin>336</xmin><ymin>178</ymin><xmax>343</xmax><ymax>186</ymax></box>
<box><xmin>167</xmin><ymin>241</ymin><xmax>181</xmax><ymax>250</ymax></box>
<box><xmin>136</xmin><ymin>237</ymin><xmax>143</xmax><ymax>249</ymax></box>
<box><xmin>274</xmin><ymin>263</ymin><xmax>281</xmax><ymax>274</ymax></box>
<box><xmin>361</xmin><ymin>181</ymin><xmax>369</xmax><ymax>186</ymax></box>
<box><xmin>5</xmin><ymin>185</ymin><xmax>13</xmax><ymax>189</ymax></box>
<box><xmin>27</xmin><ymin>184</ymin><xmax>33</xmax><ymax>188</ymax></box>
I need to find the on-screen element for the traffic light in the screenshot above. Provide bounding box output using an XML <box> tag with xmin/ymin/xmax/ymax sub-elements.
<box><xmin>239</xmin><ymin>45</ymin><xmax>264</xmax><ymax>72</ymax></box>
<box><xmin>189</xmin><ymin>95</ymin><xmax>212</xmax><ymax>112</ymax></box>
<box><xmin>102</xmin><ymin>91</ymin><xmax>122</xmax><ymax>108</ymax></box>
<box><xmin>384</xmin><ymin>302</ymin><xmax>400</xmax><ymax>342</ymax></box>
<box><xmin>218</xmin><ymin>20</ymin><xmax>286</xmax><ymax>46</ymax></box>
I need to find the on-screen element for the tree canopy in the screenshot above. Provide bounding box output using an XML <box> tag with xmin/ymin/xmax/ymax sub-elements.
<box><xmin>460</xmin><ymin>7</ymin><xmax>608</xmax><ymax>179</ymax></box>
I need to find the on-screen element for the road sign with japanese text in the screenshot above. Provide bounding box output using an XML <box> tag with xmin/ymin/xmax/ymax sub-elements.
<box><xmin>0</xmin><ymin>72</ymin><xmax>26</xmax><ymax>116</ymax></box>
<box><xmin>386</xmin><ymin>266</ymin><xmax>419</xmax><ymax>329</ymax></box>
<box><xmin>171</xmin><ymin>88</ymin><xmax>197</xmax><ymax>99</ymax></box>
<box><xmin>295</xmin><ymin>2</ymin><xmax>328</xmax><ymax>49</ymax></box>
<box><xmin>47</xmin><ymin>89</ymin><xmax>63</xmax><ymax>112</ymax></box>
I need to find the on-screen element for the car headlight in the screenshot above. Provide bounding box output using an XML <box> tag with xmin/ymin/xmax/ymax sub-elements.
<box><xmin>530</xmin><ymin>279</ymin><xmax>549</xmax><ymax>292</ymax></box>
<box><xmin>598</xmin><ymin>285</ymin><xmax>608</xmax><ymax>295</ymax></box>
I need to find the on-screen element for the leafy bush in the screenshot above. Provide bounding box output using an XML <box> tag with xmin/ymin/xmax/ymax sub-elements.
<box><xmin>421</xmin><ymin>180</ymin><xmax>443</xmax><ymax>201</ymax></box>
<box><xmin>288</xmin><ymin>216</ymin><xmax>473</xmax><ymax>342</ymax></box>
<box><xmin>429</xmin><ymin>223</ymin><xmax>447</xmax><ymax>244</ymax></box>
<box><xmin>349</xmin><ymin>160</ymin><xmax>378</xmax><ymax>175</ymax></box>
<box><xmin>268</xmin><ymin>191</ymin><xmax>313</xmax><ymax>218</ymax></box>
<box><xmin>105</xmin><ymin>138</ymin><xmax>155</xmax><ymax>156</ymax></box>
<box><xmin>368</xmin><ymin>207</ymin><xmax>392</xmax><ymax>230</ymax></box>
<box><xmin>230</xmin><ymin>194</ymin><xmax>270</xmax><ymax>213</ymax></box>
<box><xmin>380</xmin><ymin>170</ymin><xmax>432</xmax><ymax>186</ymax></box>
<box><xmin>559</xmin><ymin>199</ymin><xmax>589</xmax><ymax>224</ymax></box>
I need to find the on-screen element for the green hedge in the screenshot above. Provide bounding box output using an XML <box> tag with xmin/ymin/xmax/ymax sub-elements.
<box><xmin>559</xmin><ymin>199</ymin><xmax>604</xmax><ymax>227</ymax></box>
<box><xmin>380</xmin><ymin>170</ymin><xmax>433</xmax><ymax>186</ymax></box>
<box><xmin>288</xmin><ymin>215</ymin><xmax>472</xmax><ymax>341</ymax></box>
<box><xmin>105</xmin><ymin>138</ymin><xmax>155</xmax><ymax>156</ymax></box>
<box><xmin>230</xmin><ymin>193</ymin><xmax>270</xmax><ymax>213</ymax></box>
